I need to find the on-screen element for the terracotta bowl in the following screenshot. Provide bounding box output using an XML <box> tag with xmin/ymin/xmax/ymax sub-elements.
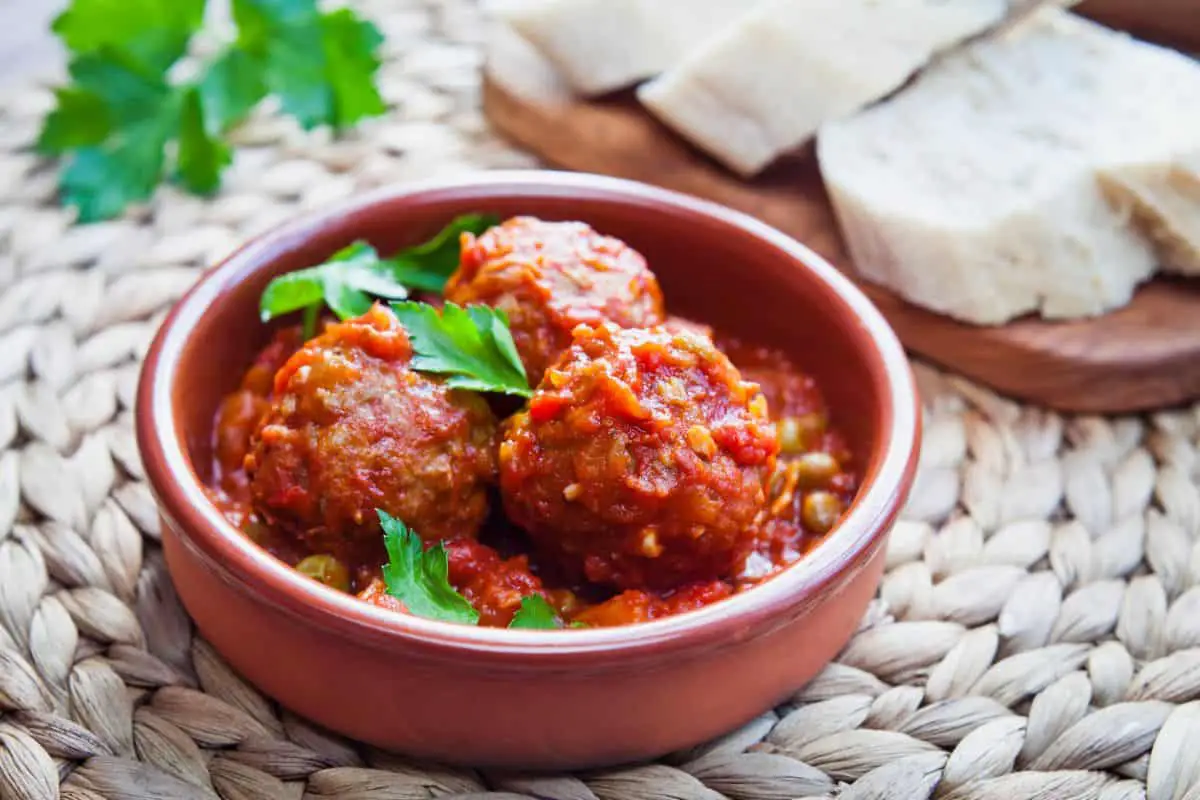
<box><xmin>136</xmin><ymin>170</ymin><xmax>921</xmax><ymax>770</ymax></box>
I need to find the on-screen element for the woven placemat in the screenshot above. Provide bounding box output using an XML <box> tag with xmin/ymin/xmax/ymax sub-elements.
<box><xmin>2</xmin><ymin>1</ymin><xmax>1200</xmax><ymax>798</ymax></box>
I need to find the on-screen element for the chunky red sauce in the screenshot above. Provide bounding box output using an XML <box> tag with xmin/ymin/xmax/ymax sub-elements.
<box><xmin>206</xmin><ymin>323</ymin><xmax>857</xmax><ymax>627</ymax></box>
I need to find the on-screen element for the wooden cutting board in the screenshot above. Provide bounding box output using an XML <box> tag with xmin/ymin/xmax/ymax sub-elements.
<box><xmin>480</xmin><ymin>0</ymin><xmax>1200</xmax><ymax>414</ymax></box>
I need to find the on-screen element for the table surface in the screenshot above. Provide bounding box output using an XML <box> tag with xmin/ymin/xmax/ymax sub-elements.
<box><xmin>0</xmin><ymin>0</ymin><xmax>63</xmax><ymax>88</ymax></box>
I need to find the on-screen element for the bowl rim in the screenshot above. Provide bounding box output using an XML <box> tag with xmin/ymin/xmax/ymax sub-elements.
<box><xmin>136</xmin><ymin>169</ymin><xmax>921</xmax><ymax>661</ymax></box>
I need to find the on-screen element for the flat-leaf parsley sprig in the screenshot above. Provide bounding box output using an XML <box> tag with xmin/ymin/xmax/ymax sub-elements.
<box><xmin>378</xmin><ymin>511</ymin><xmax>478</xmax><ymax>625</ymax></box>
<box><xmin>382</xmin><ymin>213</ymin><xmax>499</xmax><ymax>293</ymax></box>
<box><xmin>258</xmin><ymin>214</ymin><xmax>499</xmax><ymax>339</ymax></box>
<box><xmin>378</xmin><ymin>511</ymin><xmax>563</xmax><ymax>630</ymax></box>
<box><xmin>260</xmin><ymin>241</ymin><xmax>411</xmax><ymax>339</ymax></box>
<box><xmin>509</xmin><ymin>595</ymin><xmax>563</xmax><ymax>629</ymax></box>
<box><xmin>391</xmin><ymin>301</ymin><xmax>532</xmax><ymax>399</ymax></box>
<box><xmin>39</xmin><ymin>0</ymin><xmax>388</xmax><ymax>222</ymax></box>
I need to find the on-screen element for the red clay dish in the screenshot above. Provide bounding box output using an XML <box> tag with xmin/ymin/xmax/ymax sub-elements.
<box><xmin>136</xmin><ymin>171</ymin><xmax>921</xmax><ymax>769</ymax></box>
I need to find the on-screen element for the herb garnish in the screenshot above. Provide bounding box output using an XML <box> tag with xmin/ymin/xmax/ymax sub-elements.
<box><xmin>509</xmin><ymin>595</ymin><xmax>563</xmax><ymax>630</ymax></box>
<box><xmin>40</xmin><ymin>0</ymin><xmax>387</xmax><ymax>222</ymax></box>
<box><xmin>228</xmin><ymin>2</ymin><xmax>385</xmax><ymax>132</ymax></box>
<box><xmin>390</xmin><ymin>301</ymin><xmax>532</xmax><ymax>398</ymax></box>
<box><xmin>258</xmin><ymin>214</ymin><xmax>498</xmax><ymax>339</ymax></box>
<box><xmin>378</xmin><ymin>510</ymin><xmax>568</xmax><ymax>630</ymax></box>
<box><xmin>381</xmin><ymin>213</ymin><xmax>499</xmax><ymax>293</ymax></box>
<box><xmin>379</xmin><ymin>511</ymin><xmax>479</xmax><ymax>625</ymax></box>
<box><xmin>259</xmin><ymin>241</ymin><xmax>410</xmax><ymax>338</ymax></box>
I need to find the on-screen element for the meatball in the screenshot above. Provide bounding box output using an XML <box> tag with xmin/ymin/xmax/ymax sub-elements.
<box><xmin>246</xmin><ymin>305</ymin><xmax>497</xmax><ymax>561</ymax></box>
<box><xmin>499</xmin><ymin>323</ymin><xmax>779</xmax><ymax>590</ymax></box>
<box><xmin>445</xmin><ymin>216</ymin><xmax>666</xmax><ymax>384</ymax></box>
<box><xmin>212</xmin><ymin>327</ymin><xmax>301</xmax><ymax>497</ymax></box>
<box><xmin>662</xmin><ymin>315</ymin><xmax>713</xmax><ymax>341</ymax></box>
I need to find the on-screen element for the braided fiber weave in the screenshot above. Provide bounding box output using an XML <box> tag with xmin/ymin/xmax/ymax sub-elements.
<box><xmin>3</xmin><ymin>1</ymin><xmax>1200</xmax><ymax>797</ymax></box>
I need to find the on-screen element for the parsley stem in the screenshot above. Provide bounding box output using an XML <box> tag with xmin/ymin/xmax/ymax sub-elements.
<box><xmin>301</xmin><ymin>304</ymin><xmax>319</xmax><ymax>340</ymax></box>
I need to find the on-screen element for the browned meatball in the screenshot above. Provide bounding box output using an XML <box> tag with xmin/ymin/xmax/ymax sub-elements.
<box><xmin>246</xmin><ymin>305</ymin><xmax>497</xmax><ymax>561</ymax></box>
<box><xmin>499</xmin><ymin>323</ymin><xmax>780</xmax><ymax>591</ymax></box>
<box><xmin>444</xmin><ymin>216</ymin><xmax>666</xmax><ymax>385</ymax></box>
<box><xmin>662</xmin><ymin>315</ymin><xmax>714</xmax><ymax>340</ymax></box>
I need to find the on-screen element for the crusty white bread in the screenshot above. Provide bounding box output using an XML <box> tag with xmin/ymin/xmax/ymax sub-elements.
<box><xmin>1100</xmin><ymin>156</ymin><xmax>1200</xmax><ymax>276</ymax></box>
<box><xmin>483</xmin><ymin>0</ymin><xmax>574</xmax><ymax>104</ymax></box>
<box><xmin>817</xmin><ymin>9</ymin><xmax>1200</xmax><ymax>324</ymax></box>
<box><xmin>637</xmin><ymin>0</ymin><xmax>1009</xmax><ymax>177</ymax></box>
<box><xmin>500</xmin><ymin>0</ymin><xmax>752</xmax><ymax>97</ymax></box>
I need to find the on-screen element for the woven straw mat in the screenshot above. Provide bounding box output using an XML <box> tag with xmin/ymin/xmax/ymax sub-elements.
<box><xmin>3</xmin><ymin>2</ymin><xmax>1200</xmax><ymax>799</ymax></box>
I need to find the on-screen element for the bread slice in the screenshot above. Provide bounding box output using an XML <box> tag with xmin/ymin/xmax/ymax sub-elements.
<box><xmin>1089</xmin><ymin>37</ymin><xmax>1200</xmax><ymax>277</ymax></box>
<box><xmin>637</xmin><ymin>0</ymin><xmax>1009</xmax><ymax>177</ymax></box>
<box><xmin>1100</xmin><ymin>155</ymin><xmax>1200</xmax><ymax>276</ymax></box>
<box><xmin>817</xmin><ymin>9</ymin><xmax>1200</xmax><ymax>325</ymax></box>
<box><xmin>499</xmin><ymin>0</ymin><xmax>752</xmax><ymax>97</ymax></box>
<box><xmin>483</xmin><ymin>0</ymin><xmax>575</xmax><ymax>105</ymax></box>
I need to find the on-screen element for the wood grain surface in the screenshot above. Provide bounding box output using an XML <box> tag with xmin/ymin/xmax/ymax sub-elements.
<box><xmin>481</xmin><ymin>0</ymin><xmax>1200</xmax><ymax>414</ymax></box>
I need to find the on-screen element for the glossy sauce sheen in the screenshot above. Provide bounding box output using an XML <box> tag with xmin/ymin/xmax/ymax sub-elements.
<box><xmin>207</xmin><ymin>320</ymin><xmax>857</xmax><ymax>627</ymax></box>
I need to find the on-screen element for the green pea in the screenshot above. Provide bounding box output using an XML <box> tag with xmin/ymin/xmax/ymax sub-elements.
<box><xmin>802</xmin><ymin>491</ymin><xmax>843</xmax><ymax>534</ymax></box>
<box><xmin>795</xmin><ymin>452</ymin><xmax>840</xmax><ymax>489</ymax></box>
<box><xmin>778</xmin><ymin>413</ymin><xmax>827</xmax><ymax>454</ymax></box>
<box><xmin>296</xmin><ymin>554</ymin><xmax>351</xmax><ymax>593</ymax></box>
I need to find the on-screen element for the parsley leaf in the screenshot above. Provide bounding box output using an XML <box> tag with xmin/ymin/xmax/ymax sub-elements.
<box><xmin>258</xmin><ymin>215</ymin><xmax>498</xmax><ymax>336</ymax></box>
<box><xmin>258</xmin><ymin>19</ymin><xmax>331</xmax><ymax>128</ymax></box>
<box><xmin>319</xmin><ymin>8</ymin><xmax>387</xmax><ymax>128</ymax></box>
<box><xmin>231</xmin><ymin>0</ymin><xmax>385</xmax><ymax>131</ymax></box>
<box><xmin>41</xmin><ymin>0</ymin><xmax>386</xmax><ymax>222</ymax></box>
<box><xmin>376</xmin><ymin>510</ymin><xmax>567</xmax><ymax>630</ymax></box>
<box><xmin>391</xmin><ymin>301</ymin><xmax>532</xmax><ymax>398</ymax></box>
<box><xmin>383</xmin><ymin>213</ymin><xmax>499</xmax><ymax>293</ymax></box>
<box><xmin>232</xmin><ymin>0</ymin><xmax>316</xmax><ymax>43</ymax></box>
<box><xmin>60</xmin><ymin>113</ymin><xmax>175</xmax><ymax>222</ymax></box>
<box><xmin>378</xmin><ymin>511</ymin><xmax>479</xmax><ymax>625</ymax></box>
<box><xmin>68</xmin><ymin>49</ymin><xmax>175</xmax><ymax>123</ymax></box>
<box><xmin>61</xmin><ymin>138</ymin><xmax>165</xmax><ymax>223</ymax></box>
<box><xmin>50</xmin><ymin>49</ymin><xmax>181</xmax><ymax>221</ymax></box>
<box><xmin>259</xmin><ymin>240</ymin><xmax>410</xmax><ymax>337</ymax></box>
<box><xmin>509</xmin><ymin>595</ymin><xmax>563</xmax><ymax>629</ymax></box>
<box><xmin>52</xmin><ymin>0</ymin><xmax>205</xmax><ymax>74</ymax></box>
<box><xmin>199</xmin><ymin>49</ymin><xmax>268</xmax><ymax>132</ymax></box>
<box><xmin>176</xmin><ymin>87</ymin><xmax>232</xmax><ymax>195</ymax></box>
<box><xmin>37</xmin><ymin>87</ymin><xmax>112</xmax><ymax>155</ymax></box>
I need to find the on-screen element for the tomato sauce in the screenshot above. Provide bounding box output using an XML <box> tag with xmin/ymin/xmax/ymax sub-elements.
<box><xmin>206</xmin><ymin>323</ymin><xmax>858</xmax><ymax>628</ymax></box>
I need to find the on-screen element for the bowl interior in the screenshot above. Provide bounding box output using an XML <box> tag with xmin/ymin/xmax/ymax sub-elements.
<box><xmin>179</xmin><ymin>184</ymin><xmax>887</xmax><ymax>489</ymax></box>
<box><xmin>149</xmin><ymin>173</ymin><xmax>917</xmax><ymax>656</ymax></box>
